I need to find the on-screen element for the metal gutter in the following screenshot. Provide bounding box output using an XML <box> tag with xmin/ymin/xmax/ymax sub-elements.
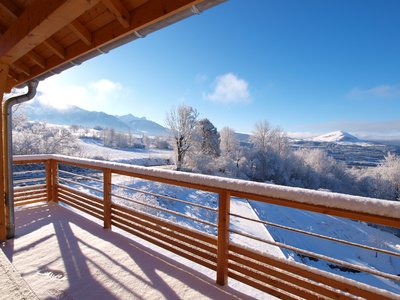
<box><xmin>2</xmin><ymin>80</ymin><xmax>38</xmax><ymax>238</ymax></box>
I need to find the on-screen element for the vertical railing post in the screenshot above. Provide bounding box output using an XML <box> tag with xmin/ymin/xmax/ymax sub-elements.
<box><xmin>45</xmin><ymin>160</ymin><xmax>52</xmax><ymax>202</ymax></box>
<box><xmin>0</xmin><ymin>63</ymin><xmax>9</xmax><ymax>241</ymax></box>
<box><xmin>51</xmin><ymin>160</ymin><xmax>58</xmax><ymax>202</ymax></box>
<box><xmin>103</xmin><ymin>169</ymin><xmax>112</xmax><ymax>229</ymax></box>
<box><xmin>216</xmin><ymin>190</ymin><xmax>230</xmax><ymax>285</ymax></box>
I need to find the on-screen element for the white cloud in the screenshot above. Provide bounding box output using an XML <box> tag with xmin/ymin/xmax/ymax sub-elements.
<box><xmin>36</xmin><ymin>77</ymin><xmax>124</xmax><ymax>110</ymax></box>
<box><xmin>206</xmin><ymin>73</ymin><xmax>250</xmax><ymax>103</ymax></box>
<box><xmin>346</xmin><ymin>84</ymin><xmax>400</xmax><ymax>99</ymax></box>
<box><xmin>91</xmin><ymin>79</ymin><xmax>121</xmax><ymax>93</ymax></box>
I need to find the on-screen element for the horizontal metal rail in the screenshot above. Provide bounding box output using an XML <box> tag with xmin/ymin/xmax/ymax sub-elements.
<box><xmin>230</xmin><ymin>212</ymin><xmax>400</xmax><ymax>258</ymax></box>
<box><xmin>112</xmin><ymin>182</ymin><xmax>217</xmax><ymax>212</ymax></box>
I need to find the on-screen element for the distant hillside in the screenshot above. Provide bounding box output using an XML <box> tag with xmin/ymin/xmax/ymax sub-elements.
<box><xmin>311</xmin><ymin>131</ymin><xmax>361</xmax><ymax>143</ymax></box>
<box><xmin>21</xmin><ymin>100</ymin><xmax>168</xmax><ymax>136</ymax></box>
<box><xmin>117</xmin><ymin>114</ymin><xmax>168</xmax><ymax>136</ymax></box>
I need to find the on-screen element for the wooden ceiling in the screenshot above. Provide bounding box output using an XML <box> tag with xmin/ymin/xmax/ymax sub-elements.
<box><xmin>0</xmin><ymin>0</ymin><xmax>225</xmax><ymax>91</ymax></box>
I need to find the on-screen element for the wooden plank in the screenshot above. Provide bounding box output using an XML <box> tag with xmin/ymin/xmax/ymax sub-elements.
<box><xmin>103</xmin><ymin>169</ymin><xmax>111</xmax><ymax>228</ymax></box>
<box><xmin>216</xmin><ymin>191</ymin><xmax>230</xmax><ymax>285</ymax></box>
<box><xmin>0</xmin><ymin>63</ymin><xmax>9</xmax><ymax>241</ymax></box>
<box><xmin>0</xmin><ymin>0</ymin><xmax>21</xmax><ymax>20</ymax></box>
<box><xmin>229</xmin><ymin>244</ymin><xmax>396</xmax><ymax>300</ymax></box>
<box><xmin>112</xmin><ymin>203</ymin><xmax>217</xmax><ymax>245</ymax></box>
<box><xmin>68</xmin><ymin>20</ymin><xmax>92</xmax><ymax>46</ymax></box>
<box><xmin>15</xmin><ymin>192</ymin><xmax>47</xmax><ymax>202</ymax></box>
<box><xmin>11</xmin><ymin>61</ymin><xmax>30</xmax><ymax>76</ymax></box>
<box><xmin>14</xmin><ymin>184</ymin><xmax>46</xmax><ymax>192</ymax></box>
<box><xmin>26</xmin><ymin>51</ymin><xmax>46</xmax><ymax>69</ymax></box>
<box><xmin>14</xmin><ymin>188</ymin><xmax>47</xmax><ymax>197</ymax></box>
<box><xmin>228</xmin><ymin>254</ymin><xmax>352</xmax><ymax>300</ymax></box>
<box><xmin>58</xmin><ymin>192</ymin><xmax>103</xmax><ymax>215</ymax></box>
<box><xmin>58</xmin><ymin>184</ymin><xmax>103</xmax><ymax>206</ymax></box>
<box><xmin>14</xmin><ymin>198</ymin><xmax>47</xmax><ymax>207</ymax></box>
<box><xmin>51</xmin><ymin>160</ymin><xmax>58</xmax><ymax>202</ymax></box>
<box><xmin>112</xmin><ymin>214</ymin><xmax>217</xmax><ymax>263</ymax></box>
<box><xmin>0</xmin><ymin>0</ymin><xmax>101</xmax><ymax>64</ymax></box>
<box><xmin>111</xmin><ymin>220</ymin><xmax>217</xmax><ymax>271</ymax></box>
<box><xmin>43</xmin><ymin>38</ymin><xmax>65</xmax><ymax>59</ymax></box>
<box><xmin>229</xmin><ymin>262</ymin><xmax>326</xmax><ymax>300</ymax></box>
<box><xmin>112</xmin><ymin>209</ymin><xmax>217</xmax><ymax>254</ymax></box>
<box><xmin>102</xmin><ymin>0</ymin><xmax>130</xmax><ymax>28</ymax></box>
<box><xmin>46</xmin><ymin>160</ymin><xmax>52</xmax><ymax>201</ymax></box>
<box><xmin>59</xmin><ymin>196</ymin><xmax>103</xmax><ymax>220</ymax></box>
<box><xmin>58</xmin><ymin>189</ymin><xmax>103</xmax><ymax>210</ymax></box>
<box><xmin>228</xmin><ymin>271</ymin><xmax>299</xmax><ymax>300</ymax></box>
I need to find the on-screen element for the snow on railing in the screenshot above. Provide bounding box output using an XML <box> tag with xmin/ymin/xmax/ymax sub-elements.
<box><xmin>13</xmin><ymin>154</ymin><xmax>400</xmax><ymax>300</ymax></box>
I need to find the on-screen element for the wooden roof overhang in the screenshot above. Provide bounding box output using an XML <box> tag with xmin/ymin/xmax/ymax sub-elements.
<box><xmin>0</xmin><ymin>0</ymin><xmax>225</xmax><ymax>92</ymax></box>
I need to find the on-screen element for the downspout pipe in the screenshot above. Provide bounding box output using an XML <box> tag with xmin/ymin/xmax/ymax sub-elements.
<box><xmin>3</xmin><ymin>80</ymin><xmax>38</xmax><ymax>239</ymax></box>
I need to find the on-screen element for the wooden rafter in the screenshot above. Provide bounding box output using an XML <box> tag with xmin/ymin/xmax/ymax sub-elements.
<box><xmin>69</xmin><ymin>20</ymin><xmax>92</xmax><ymax>46</ymax></box>
<box><xmin>0</xmin><ymin>0</ymin><xmax>225</xmax><ymax>90</ymax></box>
<box><xmin>102</xmin><ymin>0</ymin><xmax>130</xmax><ymax>28</ymax></box>
<box><xmin>43</xmin><ymin>38</ymin><xmax>65</xmax><ymax>59</ymax></box>
<box><xmin>0</xmin><ymin>0</ymin><xmax>100</xmax><ymax>64</ymax></box>
<box><xmin>0</xmin><ymin>0</ymin><xmax>21</xmax><ymax>20</ymax></box>
<box><xmin>12</xmin><ymin>61</ymin><xmax>30</xmax><ymax>76</ymax></box>
<box><xmin>26</xmin><ymin>51</ymin><xmax>46</xmax><ymax>69</ymax></box>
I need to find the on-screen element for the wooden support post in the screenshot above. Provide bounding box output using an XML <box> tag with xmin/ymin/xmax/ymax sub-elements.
<box><xmin>51</xmin><ymin>160</ymin><xmax>58</xmax><ymax>202</ymax></box>
<box><xmin>216</xmin><ymin>190</ymin><xmax>230</xmax><ymax>285</ymax></box>
<box><xmin>45</xmin><ymin>160</ymin><xmax>52</xmax><ymax>202</ymax></box>
<box><xmin>103</xmin><ymin>169</ymin><xmax>112</xmax><ymax>229</ymax></box>
<box><xmin>0</xmin><ymin>63</ymin><xmax>9</xmax><ymax>241</ymax></box>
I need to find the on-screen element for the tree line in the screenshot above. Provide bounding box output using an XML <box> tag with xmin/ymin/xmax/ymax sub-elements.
<box><xmin>166</xmin><ymin>104</ymin><xmax>400</xmax><ymax>202</ymax></box>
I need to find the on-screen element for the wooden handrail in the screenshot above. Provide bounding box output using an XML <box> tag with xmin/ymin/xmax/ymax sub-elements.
<box><xmin>12</xmin><ymin>155</ymin><xmax>400</xmax><ymax>299</ymax></box>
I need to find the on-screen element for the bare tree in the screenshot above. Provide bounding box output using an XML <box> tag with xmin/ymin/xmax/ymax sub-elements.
<box><xmin>166</xmin><ymin>104</ymin><xmax>198</xmax><ymax>170</ymax></box>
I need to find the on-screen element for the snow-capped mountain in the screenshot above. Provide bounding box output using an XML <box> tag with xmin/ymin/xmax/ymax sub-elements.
<box><xmin>20</xmin><ymin>100</ymin><xmax>168</xmax><ymax>136</ymax></box>
<box><xmin>311</xmin><ymin>131</ymin><xmax>361</xmax><ymax>143</ymax></box>
<box><xmin>117</xmin><ymin>114</ymin><xmax>168</xmax><ymax>136</ymax></box>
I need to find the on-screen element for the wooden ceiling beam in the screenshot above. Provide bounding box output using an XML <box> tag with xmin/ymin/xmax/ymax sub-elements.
<box><xmin>9</xmin><ymin>0</ymin><xmax>210</xmax><ymax>89</ymax></box>
<box><xmin>102</xmin><ymin>0</ymin><xmax>130</xmax><ymax>28</ymax></box>
<box><xmin>69</xmin><ymin>20</ymin><xmax>92</xmax><ymax>46</ymax></box>
<box><xmin>0</xmin><ymin>0</ymin><xmax>100</xmax><ymax>64</ymax></box>
<box><xmin>0</xmin><ymin>0</ymin><xmax>21</xmax><ymax>20</ymax></box>
<box><xmin>43</xmin><ymin>38</ymin><xmax>65</xmax><ymax>59</ymax></box>
<box><xmin>26</xmin><ymin>51</ymin><xmax>46</xmax><ymax>69</ymax></box>
<box><xmin>12</xmin><ymin>61</ymin><xmax>30</xmax><ymax>76</ymax></box>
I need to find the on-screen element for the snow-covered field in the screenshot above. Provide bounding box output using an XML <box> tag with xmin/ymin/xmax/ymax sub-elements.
<box><xmin>78</xmin><ymin>137</ymin><xmax>173</xmax><ymax>166</ymax></box>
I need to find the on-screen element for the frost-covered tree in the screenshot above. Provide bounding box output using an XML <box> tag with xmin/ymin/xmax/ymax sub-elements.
<box><xmin>248</xmin><ymin>121</ymin><xmax>291</xmax><ymax>183</ymax></box>
<box><xmin>217</xmin><ymin>127</ymin><xmax>247</xmax><ymax>178</ymax></box>
<box><xmin>13</xmin><ymin>122</ymin><xmax>81</xmax><ymax>156</ymax></box>
<box><xmin>166</xmin><ymin>104</ymin><xmax>198</xmax><ymax>170</ymax></box>
<box><xmin>186</xmin><ymin>118</ymin><xmax>221</xmax><ymax>174</ymax></box>
<box><xmin>220</xmin><ymin>127</ymin><xmax>239</xmax><ymax>157</ymax></box>
<box><xmin>195</xmin><ymin>118</ymin><xmax>220</xmax><ymax>158</ymax></box>
<box><xmin>355</xmin><ymin>153</ymin><xmax>400</xmax><ymax>201</ymax></box>
<box><xmin>294</xmin><ymin>148</ymin><xmax>351</xmax><ymax>193</ymax></box>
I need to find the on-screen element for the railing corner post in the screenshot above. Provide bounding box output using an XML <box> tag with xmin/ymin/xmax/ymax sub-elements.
<box><xmin>103</xmin><ymin>169</ymin><xmax>112</xmax><ymax>229</ymax></box>
<box><xmin>216</xmin><ymin>190</ymin><xmax>230</xmax><ymax>286</ymax></box>
<box><xmin>45</xmin><ymin>158</ymin><xmax>58</xmax><ymax>203</ymax></box>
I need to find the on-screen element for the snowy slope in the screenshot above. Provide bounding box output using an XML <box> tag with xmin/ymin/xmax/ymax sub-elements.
<box><xmin>78</xmin><ymin>138</ymin><xmax>172</xmax><ymax>166</ymax></box>
<box><xmin>312</xmin><ymin>130</ymin><xmax>361</xmax><ymax>143</ymax></box>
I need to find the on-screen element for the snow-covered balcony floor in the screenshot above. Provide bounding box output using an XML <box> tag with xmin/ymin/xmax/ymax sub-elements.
<box><xmin>0</xmin><ymin>203</ymin><xmax>273</xmax><ymax>300</ymax></box>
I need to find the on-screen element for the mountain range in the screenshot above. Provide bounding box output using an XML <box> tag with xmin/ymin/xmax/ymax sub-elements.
<box><xmin>310</xmin><ymin>130</ymin><xmax>361</xmax><ymax>143</ymax></box>
<box><xmin>20</xmin><ymin>100</ymin><xmax>168</xmax><ymax>136</ymax></box>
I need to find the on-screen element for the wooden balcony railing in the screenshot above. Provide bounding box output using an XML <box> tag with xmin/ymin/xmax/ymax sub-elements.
<box><xmin>13</xmin><ymin>154</ymin><xmax>400</xmax><ymax>300</ymax></box>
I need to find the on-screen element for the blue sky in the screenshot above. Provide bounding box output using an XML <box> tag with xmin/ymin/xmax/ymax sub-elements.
<box><xmin>36</xmin><ymin>0</ymin><xmax>400</xmax><ymax>139</ymax></box>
